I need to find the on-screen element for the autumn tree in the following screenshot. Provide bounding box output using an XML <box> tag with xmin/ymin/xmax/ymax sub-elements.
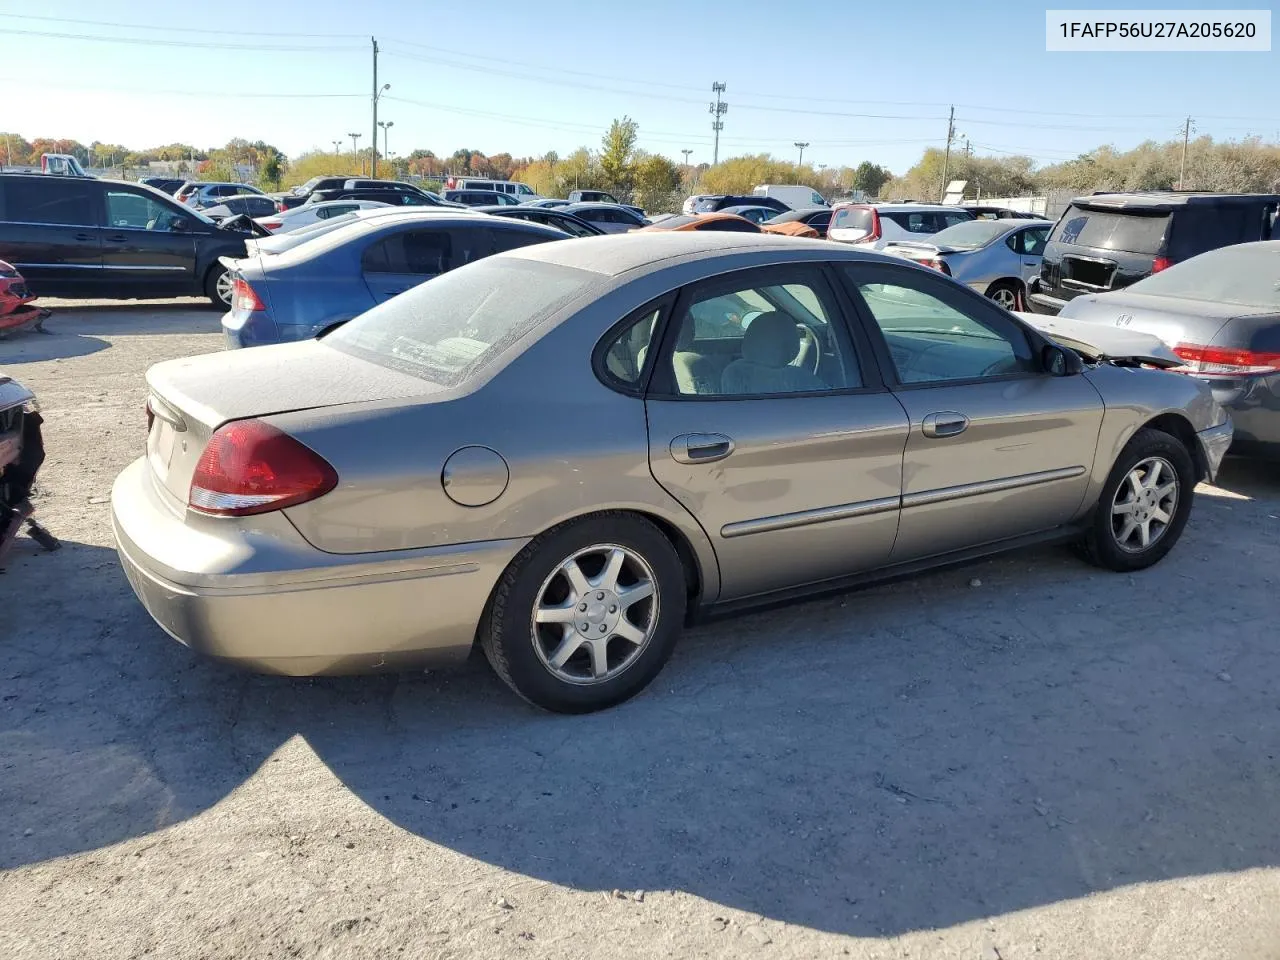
<box><xmin>599</xmin><ymin>116</ymin><xmax>638</xmax><ymax>193</ymax></box>
<box><xmin>632</xmin><ymin>153</ymin><xmax>682</xmax><ymax>212</ymax></box>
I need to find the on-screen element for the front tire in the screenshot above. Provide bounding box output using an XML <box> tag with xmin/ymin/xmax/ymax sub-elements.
<box><xmin>1077</xmin><ymin>427</ymin><xmax>1196</xmax><ymax>572</ymax></box>
<box><xmin>204</xmin><ymin>264</ymin><xmax>233</xmax><ymax>309</ymax></box>
<box><xmin>481</xmin><ymin>513</ymin><xmax>686</xmax><ymax>713</ymax></box>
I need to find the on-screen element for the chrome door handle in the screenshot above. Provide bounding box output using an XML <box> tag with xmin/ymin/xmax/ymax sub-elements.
<box><xmin>670</xmin><ymin>433</ymin><xmax>734</xmax><ymax>464</ymax></box>
<box><xmin>921</xmin><ymin>412</ymin><xmax>969</xmax><ymax>439</ymax></box>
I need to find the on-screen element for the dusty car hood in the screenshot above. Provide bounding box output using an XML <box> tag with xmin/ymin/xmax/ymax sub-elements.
<box><xmin>1015</xmin><ymin>311</ymin><xmax>1182</xmax><ymax>367</ymax></box>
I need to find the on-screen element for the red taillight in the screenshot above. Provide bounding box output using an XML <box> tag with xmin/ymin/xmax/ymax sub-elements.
<box><xmin>276</xmin><ymin>201</ymin><xmax>287</xmax><ymax>212</ymax></box>
<box><xmin>926</xmin><ymin>258</ymin><xmax>951</xmax><ymax>275</ymax></box>
<box><xmin>866</xmin><ymin>208</ymin><xmax>882</xmax><ymax>243</ymax></box>
<box><xmin>232</xmin><ymin>278</ymin><xmax>266</xmax><ymax>312</ymax></box>
<box><xmin>189</xmin><ymin>419</ymin><xmax>338</xmax><ymax>517</ymax></box>
<box><xmin>1151</xmin><ymin>256</ymin><xmax>1173</xmax><ymax>273</ymax></box>
<box><xmin>1171</xmin><ymin>343</ymin><xmax>1280</xmax><ymax>378</ymax></box>
<box><xmin>259</xmin><ymin>220</ymin><xmax>283</xmax><ymax>231</ymax></box>
<box><xmin>145</xmin><ymin>399</ymin><xmax>155</xmax><ymax>431</ymax></box>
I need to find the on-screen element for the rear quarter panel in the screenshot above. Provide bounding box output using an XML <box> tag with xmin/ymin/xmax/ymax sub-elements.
<box><xmin>1076</xmin><ymin>363</ymin><xmax>1224</xmax><ymax>514</ymax></box>
<box><xmin>260</xmin><ymin>245</ymin><xmax>375</xmax><ymax>340</ymax></box>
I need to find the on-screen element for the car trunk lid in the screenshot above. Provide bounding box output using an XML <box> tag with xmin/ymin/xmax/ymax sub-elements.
<box><xmin>144</xmin><ymin>340</ymin><xmax>440</xmax><ymax>505</ymax></box>
<box><xmin>1056</xmin><ymin>291</ymin><xmax>1244</xmax><ymax>351</ymax></box>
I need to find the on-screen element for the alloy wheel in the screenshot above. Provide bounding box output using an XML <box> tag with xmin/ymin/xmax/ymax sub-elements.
<box><xmin>991</xmin><ymin>286</ymin><xmax>1018</xmax><ymax>309</ymax></box>
<box><xmin>214</xmin><ymin>270</ymin><xmax>235</xmax><ymax>306</ymax></box>
<box><xmin>1110</xmin><ymin>456</ymin><xmax>1179</xmax><ymax>553</ymax></box>
<box><xmin>531</xmin><ymin>543</ymin><xmax>659</xmax><ymax>685</ymax></box>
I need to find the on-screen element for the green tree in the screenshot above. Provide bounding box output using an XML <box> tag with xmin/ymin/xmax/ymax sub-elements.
<box><xmin>632</xmin><ymin>153</ymin><xmax>682</xmax><ymax>212</ymax></box>
<box><xmin>599</xmin><ymin>116</ymin><xmax>639</xmax><ymax>192</ymax></box>
<box><xmin>259</xmin><ymin>149</ymin><xmax>284</xmax><ymax>189</ymax></box>
<box><xmin>852</xmin><ymin>161</ymin><xmax>892</xmax><ymax>196</ymax></box>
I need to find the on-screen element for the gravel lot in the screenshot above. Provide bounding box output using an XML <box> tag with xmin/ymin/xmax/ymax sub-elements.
<box><xmin>2</xmin><ymin>302</ymin><xmax>1280</xmax><ymax>960</ymax></box>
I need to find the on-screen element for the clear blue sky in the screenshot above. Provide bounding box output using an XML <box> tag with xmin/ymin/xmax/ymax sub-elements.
<box><xmin>1</xmin><ymin>0</ymin><xmax>1276</xmax><ymax>173</ymax></box>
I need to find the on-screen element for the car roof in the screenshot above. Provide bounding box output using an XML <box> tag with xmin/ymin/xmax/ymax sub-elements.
<box><xmin>1071</xmin><ymin>191</ymin><xmax>1280</xmax><ymax>210</ymax></box>
<box><xmin>506</xmin><ymin>231</ymin><xmax>868</xmax><ymax>278</ymax></box>
<box><xmin>720</xmin><ymin>204</ymin><xmax>776</xmax><ymax>213</ymax></box>
<box><xmin>562</xmin><ymin>202</ymin><xmax>635</xmax><ymax>212</ymax></box>
<box><xmin>837</xmin><ymin>202</ymin><xmax>972</xmax><ymax>212</ymax></box>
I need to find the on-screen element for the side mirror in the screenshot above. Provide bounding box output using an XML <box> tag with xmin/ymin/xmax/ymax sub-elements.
<box><xmin>1043</xmin><ymin>343</ymin><xmax>1083</xmax><ymax>376</ymax></box>
<box><xmin>170</xmin><ymin>217</ymin><xmax>190</xmax><ymax>233</ymax></box>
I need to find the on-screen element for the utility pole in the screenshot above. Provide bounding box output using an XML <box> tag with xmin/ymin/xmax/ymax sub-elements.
<box><xmin>794</xmin><ymin>141</ymin><xmax>809</xmax><ymax>167</ymax></box>
<box><xmin>709</xmin><ymin>82</ymin><xmax>727</xmax><ymax>166</ymax></box>
<box><xmin>347</xmin><ymin>132</ymin><xmax>362</xmax><ymax>173</ymax></box>
<box><xmin>371</xmin><ymin>36</ymin><xmax>380</xmax><ymax>178</ymax></box>
<box><xmin>681</xmin><ymin>148</ymin><xmax>692</xmax><ymax>167</ymax></box>
<box><xmin>1178</xmin><ymin>116</ymin><xmax>1195</xmax><ymax>189</ymax></box>
<box><xmin>939</xmin><ymin>105</ymin><xmax>956</xmax><ymax>203</ymax></box>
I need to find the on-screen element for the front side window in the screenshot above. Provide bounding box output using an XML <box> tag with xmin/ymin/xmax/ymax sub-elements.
<box><xmin>491</xmin><ymin>228</ymin><xmax>554</xmax><ymax>254</ymax></box>
<box><xmin>697</xmin><ymin>218</ymin><xmax>758</xmax><ymax>233</ymax></box>
<box><xmin>106</xmin><ymin>190</ymin><xmax>183</xmax><ymax>230</ymax></box>
<box><xmin>665</xmin><ymin>274</ymin><xmax>860</xmax><ymax>397</ymax></box>
<box><xmin>843</xmin><ymin>264</ymin><xmax>1038</xmax><ymax>384</ymax></box>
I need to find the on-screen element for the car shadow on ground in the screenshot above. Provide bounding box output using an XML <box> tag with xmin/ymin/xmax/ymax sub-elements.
<box><xmin>4</xmin><ymin>497</ymin><xmax>1279</xmax><ymax>937</ymax></box>
<box><xmin>0</xmin><ymin>330</ymin><xmax>111</xmax><ymax>362</ymax></box>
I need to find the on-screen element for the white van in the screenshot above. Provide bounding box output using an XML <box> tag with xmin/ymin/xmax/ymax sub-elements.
<box><xmin>445</xmin><ymin>177</ymin><xmax>541</xmax><ymax>202</ymax></box>
<box><xmin>753</xmin><ymin>184</ymin><xmax>827</xmax><ymax>209</ymax></box>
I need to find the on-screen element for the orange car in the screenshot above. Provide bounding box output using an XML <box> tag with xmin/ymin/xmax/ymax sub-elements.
<box><xmin>760</xmin><ymin>221</ymin><xmax>821</xmax><ymax>239</ymax></box>
<box><xmin>633</xmin><ymin>212</ymin><xmax>760</xmax><ymax>233</ymax></box>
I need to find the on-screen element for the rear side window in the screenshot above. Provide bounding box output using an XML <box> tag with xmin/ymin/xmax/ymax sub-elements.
<box><xmin>491</xmin><ymin>227</ymin><xmax>554</xmax><ymax>254</ymax></box>
<box><xmin>697</xmin><ymin>218</ymin><xmax>758</xmax><ymax>233</ymax></box>
<box><xmin>1051</xmin><ymin>206</ymin><xmax>1170</xmax><ymax>254</ymax></box>
<box><xmin>1168</xmin><ymin>205</ymin><xmax>1268</xmax><ymax>259</ymax></box>
<box><xmin>362</xmin><ymin>230</ymin><xmax>452</xmax><ymax>275</ymax></box>
<box><xmin>3</xmin><ymin>179</ymin><xmax>93</xmax><ymax>225</ymax></box>
<box><xmin>884</xmin><ymin>211</ymin><xmax>935</xmax><ymax>233</ymax></box>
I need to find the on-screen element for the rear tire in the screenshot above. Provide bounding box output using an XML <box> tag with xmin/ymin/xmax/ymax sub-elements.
<box><xmin>1077</xmin><ymin>427</ymin><xmax>1196</xmax><ymax>572</ymax></box>
<box><xmin>987</xmin><ymin>280</ymin><xmax>1023</xmax><ymax>311</ymax></box>
<box><xmin>204</xmin><ymin>264</ymin><xmax>233</xmax><ymax>309</ymax></box>
<box><xmin>481</xmin><ymin>513</ymin><xmax>686</xmax><ymax>713</ymax></box>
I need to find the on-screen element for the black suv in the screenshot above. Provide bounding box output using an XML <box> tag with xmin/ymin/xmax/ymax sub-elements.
<box><xmin>0</xmin><ymin>173</ymin><xmax>250</xmax><ymax>306</ymax></box>
<box><xmin>693</xmin><ymin>194</ymin><xmax>791</xmax><ymax>215</ymax></box>
<box><xmin>1030</xmin><ymin>192</ymin><xmax>1279</xmax><ymax>314</ymax></box>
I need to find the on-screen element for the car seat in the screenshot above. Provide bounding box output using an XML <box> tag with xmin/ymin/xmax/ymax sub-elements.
<box><xmin>720</xmin><ymin>312</ymin><xmax>824</xmax><ymax>395</ymax></box>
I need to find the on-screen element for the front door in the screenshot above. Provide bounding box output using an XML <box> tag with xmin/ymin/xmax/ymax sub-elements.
<box><xmin>359</xmin><ymin>227</ymin><xmax>463</xmax><ymax>303</ymax></box>
<box><xmin>838</xmin><ymin>261</ymin><xmax>1104</xmax><ymax>562</ymax></box>
<box><xmin>100</xmin><ymin>186</ymin><xmax>197</xmax><ymax>294</ymax></box>
<box><xmin>644</xmin><ymin>265</ymin><xmax>910</xmax><ymax>602</ymax></box>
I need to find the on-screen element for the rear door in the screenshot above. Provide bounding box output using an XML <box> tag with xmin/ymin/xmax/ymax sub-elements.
<box><xmin>839</xmin><ymin>261</ymin><xmax>1103</xmax><ymax>562</ymax></box>
<box><xmin>644</xmin><ymin>264</ymin><xmax>909</xmax><ymax>601</ymax></box>
<box><xmin>100</xmin><ymin>185</ymin><xmax>198</xmax><ymax>292</ymax></box>
<box><xmin>1011</xmin><ymin>225</ymin><xmax>1050</xmax><ymax>285</ymax></box>
<box><xmin>0</xmin><ymin>177</ymin><xmax>102</xmax><ymax>295</ymax></box>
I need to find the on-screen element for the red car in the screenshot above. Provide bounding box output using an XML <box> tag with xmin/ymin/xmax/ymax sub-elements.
<box><xmin>0</xmin><ymin>260</ymin><xmax>48</xmax><ymax>337</ymax></box>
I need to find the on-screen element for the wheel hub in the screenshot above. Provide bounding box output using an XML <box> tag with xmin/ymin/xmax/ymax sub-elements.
<box><xmin>577</xmin><ymin>590</ymin><xmax>620</xmax><ymax>636</ymax></box>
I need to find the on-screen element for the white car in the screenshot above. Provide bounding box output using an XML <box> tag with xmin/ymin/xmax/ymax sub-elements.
<box><xmin>827</xmin><ymin>203</ymin><xmax>975</xmax><ymax>250</ymax></box>
<box><xmin>253</xmin><ymin>199</ymin><xmax>392</xmax><ymax>233</ymax></box>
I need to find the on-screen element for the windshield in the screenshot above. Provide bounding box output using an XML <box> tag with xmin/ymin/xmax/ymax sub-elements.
<box><xmin>1051</xmin><ymin>205</ymin><xmax>1170</xmax><ymax>254</ymax></box>
<box><xmin>295</xmin><ymin>177</ymin><xmax>324</xmax><ymax>195</ymax></box>
<box><xmin>926</xmin><ymin>220</ymin><xmax>1010</xmax><ymax>249</ymax></box>
<box><xmin>326</xmin><ymin>258</ymin><xmax>597</xmax><ymax>386</ymax></box>
<box><xmin>1129</xmin><ymin>243</ymin><xmax>1280</xmax><ymax>307</ymax></box>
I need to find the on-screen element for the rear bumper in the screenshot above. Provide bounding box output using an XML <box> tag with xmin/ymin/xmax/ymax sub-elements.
<box><xmin>1205</xmin><ymin>375</ymin><xmax>1280</xmax><ymax>457</ymax></box>
<box><xmin>111</xmin><ymin>457</ymin><xmax>527</xmax><ymax>675</ymax></box>
<box><xmin>1027</xmin><ymin>291</ymin><xmax>1068</xmax><ymax>315</ymax></box>
<box><xmin>1195</xmin><ymin>420</ymin><xmax>1234</xmax><ymax>482</ymax></box>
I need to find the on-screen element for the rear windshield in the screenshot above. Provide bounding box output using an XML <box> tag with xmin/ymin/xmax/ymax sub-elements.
<box><xmin>1128</xmin><ymin>243</ymin><xmax>1280</xmax><ymax>307</ymax></box>
<box><xmin>831</xmin><ymin>207</ymin><xmax>874</xmax><ymax>231</ymax></box>
<box><xmin>926</xmin><ymin>219</ymin><xmax>1010</xmax><ymax>249</ymax></box>
<box><xmin>1051</xmin><ymin>205</ymin><xmax>1170</xmax><ymax>254</ymax></box>
<box><xmin>325</xmin><ymin>258</ymin><xmax>596</xmax><ymax>386</ymax></box>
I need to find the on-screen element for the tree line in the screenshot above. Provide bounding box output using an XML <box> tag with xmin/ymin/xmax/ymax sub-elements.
<box><xmin>4</xmin><ymin>124</ymin><xmax>1278</xmax><ymax>208</ymax></box>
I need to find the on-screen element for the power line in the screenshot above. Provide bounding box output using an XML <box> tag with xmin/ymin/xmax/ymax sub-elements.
<box><xmin>0</xmin><ymin>12</ymin><xmax>362</xmax><ymax>39</ymax></box>
<box><xmin>0</xmin><ymin>77</ymin><xmax>363</xmax><ymax>98</ymax></box>
<box><xmin>4</xmin><ymin>27</ymin><xmax>358</xmax><ymax>51</ymax></box>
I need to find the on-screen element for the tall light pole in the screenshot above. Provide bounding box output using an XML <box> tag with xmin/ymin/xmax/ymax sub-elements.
<box><xmin>794</xmin><ymin>141</ymin><xmax>809</xmax><ymax>167</ymax></box>
<box><xmin>332</xmin><ymin>140</ymin><xmax>342</xmax><ymax>155</ymax></box>
<box><xmin>681</xmin><ymin>148</ymin><xmax>693</xmax><ymax>167</ymax></box>
<box><xmin>378</xmin><ymin>121</ymin><xmax>394</xmax><ymax>167</ymax></box>
<box><xmin>347</xmin><ymin>132</ymin><xmax>362</xmax><ymax>174</ymax></box>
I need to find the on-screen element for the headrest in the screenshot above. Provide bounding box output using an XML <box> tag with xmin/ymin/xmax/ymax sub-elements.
<box><xmin>740</xmin><ymin>311</ymin><xmax>797</xmax><ymax>367</ymax></box>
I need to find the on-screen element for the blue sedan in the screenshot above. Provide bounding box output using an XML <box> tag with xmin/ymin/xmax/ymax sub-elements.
<box><xmin>220</xmin><ymin>211</ymin><xmax>566</xmax><ymax>348</ymax></box>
